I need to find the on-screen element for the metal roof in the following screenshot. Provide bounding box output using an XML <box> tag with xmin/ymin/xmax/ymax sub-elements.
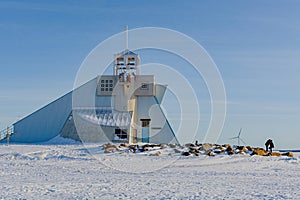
<box><xmin>74</xmin><ymin>108</ymin><xmax>132</xmax><ymax>127</ymax></box>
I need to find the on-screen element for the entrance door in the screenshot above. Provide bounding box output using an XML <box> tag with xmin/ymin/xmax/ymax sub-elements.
<box><xmin>141</xmin><ymin>119</ymin><xmax>150</xmax><ymax>143</ymax></box>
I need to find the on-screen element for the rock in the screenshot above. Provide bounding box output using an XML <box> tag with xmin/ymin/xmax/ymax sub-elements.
<box><xmin>168</xmin><ymin>153</ymin><xmax>174</xmax><ymax>156</ymax></box>
<box><xmin>281</xmin><ymin>152</ymin><xmax>294</xmax><ymax>157</ymax></box>
<box><xmin>189</xmin><ymin>146</ymin><xmax>199</xmax><ymax>152</ymax></box>
<box><xmin>214</xmin><ymin>149</ymin><xmax>222</xmax><ymax>154</ymax></box>
<box><xmin>189</xmin><ymin>149</ymin><xmax>200</xmax><ymax>156</ymax></box>
<box><xmin>251</xmin><ymin>148</ymin><xmax>268</xmax><ymax>156</ymax></box>
<box><xmin>104</xmin><ymin>146</ymin><xmax>116</xmax><ymax>153</ymax></box>
<box><xmin>225</xmin><ymin>146</ymin><xmax>234</xmax><ymax>155</ymax></box>
<box><xmin>195</xmin><ymin>140</ymin><xmax>201</xmax><ymax>146</ymax></box>
<box><xmin>102</xmin><ymin>143</ymin><xmax>114</xmax><ymax>149</ymax></box>
<box><xmin>185</xmin><ymin>143</ymin><xmax>195</xmax><ymax>147</ymax></box>
<box><xmin>235</xmin><ymin>146</ymin><xmax>247</xmax><ymax>154</ymax></box>
<box><xmin>119</xmin><ymin>143</ymin><xmax>128</xmax><ymax>147</ymax></box>
<box><xmin>226</xmin><ymin>146</ymin><xmax>233</xmax><ymax>151</ymax></box>
<box><xmin>169</xmin><ymin>144</ymin><xmax>177</xmax><ymax>148</ymax></box>
<box><xmin>129</xmin><ymin>145</ymin><xmax>137</xmax><ymax>153</ymax></box>
<box><xmin>104</xmin><ymin>149</ymin><xmax>112</xmax><ymax>153</ymax></box>
<box><xmin>140</xmin><ymin>144</ymin><xmax>160</xmax><ymax>152</ymax></box>
<box><xmin>201</xmin><ymin>143</ymin><xmax>213</xmax><ymax>151</ymax></box>
<box><xmin>205</xmin><ymin>150</ymin><xmax>214</xmax><ymax>156</ymax></box>
<box><xmin>174</xmin><ymin>149</ymin><xmax>182</xmax><ymax>154</ymax></box>
<box><xmin>236</xmin><ymin>146</ymin><xmax>247</xmax><ymax>153</ymax></box>
<box><xmin>181</xmin><ymin>152</ymin><xmax>191</xmax><ymax>156</ymax></box>
<box><xmin>271</xmin><ymin>152</ymin><xmax>281</xmax><ymax>157</ymax></box>
<box><xmin>149</xmin><ymin>151</ymin><xmax>161</xmax><ymax>156</ymax></box>
<box><xmin>103</xmin><ymin>143</ymin><xmax>118</xmax><ymax>153</ymax></box>
<box><xmin>215</xmin><ymin>146</ymin><xmax>225</xmax><ymax>151</ymax></box>
<box><xmin>246</xmin><ymin>146</ymin><xmax>253</xmax><ymax>151</ymax></box>
<box><xmin>222</xmin><ymin>144</ymin><xmax>231</xmax><ymax>149</ymax></box>
<box><xmin>227</xmin><ymin>150</ymin><xmax>234</xmax><ymax>155</ymax></box>
<box><xmin>160</xmin><ymin>144</ymin><xmax>167</xmax><ymax>149</ymax></box>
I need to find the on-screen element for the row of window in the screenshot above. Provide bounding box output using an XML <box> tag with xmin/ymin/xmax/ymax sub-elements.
<box><xmin>100</xmin><ymin>79</ymin><xmax>114</xmax><ymax>92</ymax></box>
<box><xmin>98</xmin><ymin>79</ymin><xmax>149</xmax><ymax>93</ymax></box>
<box><xmin>101</xmin><ymin>79</ymin><xmax>113</xmax><ymax>83</ymax></box>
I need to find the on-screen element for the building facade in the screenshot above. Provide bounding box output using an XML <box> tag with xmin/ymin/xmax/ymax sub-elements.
<box><xmin>10</xmin><ymin>50</ymin><xmax>179</xmax><ymax>144</ymax></box>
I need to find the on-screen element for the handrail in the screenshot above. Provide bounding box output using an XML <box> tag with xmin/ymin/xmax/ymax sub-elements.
<box><xmin>0</xmin><ymin>126</ymin><xmax>13</xmax><ymax>141</ymax></box>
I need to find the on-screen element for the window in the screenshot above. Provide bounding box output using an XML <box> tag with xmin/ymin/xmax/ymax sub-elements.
<box><xmin>141</xmin><ymin>83</ymin><xmax>149</xmax><ymax>90</ymax></box>
<box><xmin>141</xmin><ymin>119</ymin><xmax>151</xmax><ymax>127</ymax></box>
<box><xmin>142</xmin><ymin>121</ymin><xmax>150</xmax><ymax>127</ymax></box>
<box><xmin>115</xmin><ymin>129</ymin><xmax>127</xmax><ymax>140</ymax></box>
<box><xmin>128</xmin><ymin>57</ymin><xmax>135</xmax><ymax>65</ymax></box>
<box><xmin>99</xmin><ymin>79</ymin><xmax>114</xmax><ymax>93</ymax></box>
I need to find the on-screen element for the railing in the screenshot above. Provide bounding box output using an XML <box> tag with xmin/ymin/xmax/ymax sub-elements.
<box><xmin>0</xmin><ymin>126</ymin><xmax>13</xmax><ymax>141</ymax></box>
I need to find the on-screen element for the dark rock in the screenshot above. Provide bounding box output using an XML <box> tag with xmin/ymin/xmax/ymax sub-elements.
<box><xmin>182</xmin><ymin>152</ymin><xmax>191</xmax><ymax>156</ymax></box>
<box><xmin>129</xmin><ymin>145</ymin><xmax>137</xmax><ymax>153</ymax></box>
<box><xmin>195</xmin><ymin>140</ymin><xmax>201</xmax><ymax>146</ymax></box>
<box><xmin>281</xmin><ymin>152</ymin><xmax>294</xmax><ymax>157</ymax></box>
<box><xmin>174</xmin><ymin>149</ymin><xmax>182</xmax><ymax>154</ymax></box>
<box><xmin>185</xmin><ymin>143</ymin><xmax>195</xmax><ymax>147</ymax></box>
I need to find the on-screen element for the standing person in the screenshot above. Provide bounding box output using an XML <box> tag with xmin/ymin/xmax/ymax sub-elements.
<box><xmin>265</xmin><ymin>139</ymin><xmax>274</xmax><ymax>153</ymax></box>
<box><xmin>269</xmin><ymin>140</ymin><xmax>274</xmax><ymax>153</ymax></box>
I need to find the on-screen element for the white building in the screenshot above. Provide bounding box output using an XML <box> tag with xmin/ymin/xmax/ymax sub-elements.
<box><xmin>8</xmin><ymin>50</ymin><xmax>179</xmax><ymax>144</ymax></box>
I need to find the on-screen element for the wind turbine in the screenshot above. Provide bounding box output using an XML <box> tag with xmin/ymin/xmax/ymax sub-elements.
<box><xmin>230</xmin><ymin>128</ymin><xmax>246</xmax><ymax>146</ymax></box>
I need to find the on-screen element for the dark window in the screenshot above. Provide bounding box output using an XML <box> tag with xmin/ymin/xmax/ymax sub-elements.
<box><xmin>115</xmin><ymin>129</ymin><xmax>127</xmax><ymax>139</ymax></box>
<box><xmin>141</xmin><ymin>119</ymin><xmax>151</xmax><ymax>127</ymax></box>
<box><xmin>141</xmin><ymin>83</ymin><xmax>148</xmax><ymax>90</ymax></box>
<box><xmin>142</xmin><ymin>121</ymin><xmax>150</xmax><ymax>127</ymax></box>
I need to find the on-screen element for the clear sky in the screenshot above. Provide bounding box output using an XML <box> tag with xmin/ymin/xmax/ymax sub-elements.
<box><xmin>1</xmin><ymin>0</ymin><xmax>300</xmax><ymax>149</ymax></box>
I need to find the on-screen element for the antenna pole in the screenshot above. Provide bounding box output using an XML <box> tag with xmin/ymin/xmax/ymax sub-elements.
<box><xmin>125</xmin><ymin>25</ymin><xmax>128</xmax><ymax>50</ymax></box>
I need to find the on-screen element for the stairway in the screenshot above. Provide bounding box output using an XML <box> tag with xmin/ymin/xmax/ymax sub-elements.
<box><xmin>0</xmin><ymin>126</ymin><xmax>13</xmax><ymax>141</ymax></box>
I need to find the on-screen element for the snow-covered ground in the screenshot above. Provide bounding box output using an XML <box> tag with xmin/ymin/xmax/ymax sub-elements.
<box><xmin>0</xmin><ymin>141</ymin><xmax>300</xmax><ymax>199</ymax></box>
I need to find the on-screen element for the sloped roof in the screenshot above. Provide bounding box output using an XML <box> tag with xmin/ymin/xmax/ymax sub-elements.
<box><xmin>115</xmin><ymin>49</ymin><xmax>138</xmax><ymax>56</ymax></box>
<box><xmin>74</xmin><ymin>108</ymin><xmax>132</xmax><ymax>127</ymax></box>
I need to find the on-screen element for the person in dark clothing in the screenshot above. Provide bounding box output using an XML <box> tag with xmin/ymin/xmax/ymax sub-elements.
<box><xmin>265</xmin><ymin>139</ymin><xmax>274</xmax><ymax>153</ymax></box>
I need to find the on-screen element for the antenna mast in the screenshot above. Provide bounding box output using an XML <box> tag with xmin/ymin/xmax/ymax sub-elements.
<box><xmin>125</xmin><ymin>25</ymin><xmax>128</xmax><ymax>50</ymax></box>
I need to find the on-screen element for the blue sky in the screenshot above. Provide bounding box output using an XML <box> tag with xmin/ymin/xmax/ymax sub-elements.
<box><xmin>1</xmin><ymin>0</ymin><xmax>300</xmax><ymax>148</ymax></box>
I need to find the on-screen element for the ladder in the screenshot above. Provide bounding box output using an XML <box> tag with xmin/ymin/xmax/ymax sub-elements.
<box><xmin>0</xmin><ymin>126</ymin><xmax>13</xmax><ymax>141</ymax></box>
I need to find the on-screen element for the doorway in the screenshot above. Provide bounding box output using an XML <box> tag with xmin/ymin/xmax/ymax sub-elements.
<box><xmin>141</xmin><ymin>119</ymin><xmax>151</xmax><ymax>143</ymax></box>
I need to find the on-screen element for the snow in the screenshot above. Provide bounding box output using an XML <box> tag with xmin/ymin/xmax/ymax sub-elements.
<box><xmin>1</xmin><ymin>141</ymin><xmax>300</xmax><ymax>199</ymax></box>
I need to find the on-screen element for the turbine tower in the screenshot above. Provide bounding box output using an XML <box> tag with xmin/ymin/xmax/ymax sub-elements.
<box><xmin>230</xmin><ymin>128</ymin><xmax>246</xmax><ymax>146</ymax></box>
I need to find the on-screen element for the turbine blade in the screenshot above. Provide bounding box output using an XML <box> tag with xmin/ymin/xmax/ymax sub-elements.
<box><xmin>238</xmin><ymin>128</ymin><xmax>242</xmax><ymax>137</ymax></box>
<box><xmin>240</xmin><ymin>138</ymin><xmax>247</xmax><ymax>145</ymax></box>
